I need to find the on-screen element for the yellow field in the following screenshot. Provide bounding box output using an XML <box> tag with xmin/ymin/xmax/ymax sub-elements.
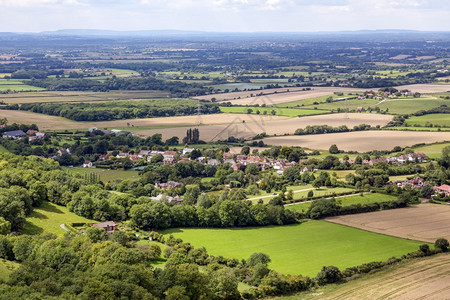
<box><xmin>261</xmin><ymin>130</ymin><xmax>450</xmax><ymax>152</ymax></box>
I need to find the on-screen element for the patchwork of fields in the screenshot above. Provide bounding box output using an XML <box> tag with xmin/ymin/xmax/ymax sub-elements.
<box><xmin>162</xmin><ymin>221</ymin><xmax>424</xmax><ymax>277</ymax></box>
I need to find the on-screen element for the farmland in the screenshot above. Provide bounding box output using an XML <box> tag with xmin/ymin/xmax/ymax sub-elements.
<box><xmin>63</xmin><ymin>167</ymin><xmax>140</xmax><ymax>183</ymax></box>
<box><xmin>283</xmin><ymin>253</ymin><xmax>450</xmax><ymax>300</ymax></box>
<box><xmin>261</xmin><ymin>130</ymin><xmax>450</xmax><ymax>152</ymax></box>
<box><xmin>405</xmin><ymin>113</ymin><xmax>450</xmax><ymax>127</ymax></box>
<box><xmin>410</xmin><ymin>142</ymin><xmax>450</xmax><ymax>158</ymax></box>
<box><xmin>326</xmin><ymin>203</ymin><xmax>450</xmax><ymax>243</ymax></box>
<box><xmin>286</xmin><ymin>193</ymin><xmax>398</xmax><ymax>213</ymax></box>
<box><xmin>163</xmin><ymin>221</ymin><xmax>424</xmax><ymax>276</ymax></box>
<box><xmin>22</xmin><ymin>201</ymin><xmax>95</xmax><ymax>236</ymax></box>
<box><xmin>219</xmin><ymin>106</ymin><xmax>330</xmax><ymax>117</ymax></box>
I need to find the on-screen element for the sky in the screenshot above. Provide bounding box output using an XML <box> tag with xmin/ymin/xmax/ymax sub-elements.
<box><xmin>0</xmin><ymin>0</ymin><xmax>449</xmax><ymax>33</ymax></box>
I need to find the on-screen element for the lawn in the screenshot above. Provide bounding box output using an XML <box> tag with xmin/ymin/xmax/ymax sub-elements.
<box><xmin>22</xmin><ymin>201</ymin><xmax>96</xmax><ymax>236</ymax></box>
<box><xmin>63</xmin><ymin>167</ymin><xmax>140</xmax><ymax>182</ymax></box>
<box><xmin>162</xmin><ymin>221</ymin><xmax>424</xmax><ymax>277</ymax></box>
<box><xmin>405</xmin><ymin>113</ymin><xmax>450</xmax><ymax>127</ymax></box>
<box><xmin>219</xmin><ymin>106</ymin><xmax>330</xmax><ymax>117</ymax></box>
<box><xmin>286</xmin><ymin>193</ymin><xmax>398</xmax><ymax>213</ymax></box>
<box><xmin>0</xmin><ymin>260</ymin><xmax>19</xmax><ymax>282</ymax></box>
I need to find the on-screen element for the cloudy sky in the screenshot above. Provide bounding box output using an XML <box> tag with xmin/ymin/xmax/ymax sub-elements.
<box><xmin>0</xmin><ymin>0</ymin><xmax>449</xmax><ymax>32</ymax></box>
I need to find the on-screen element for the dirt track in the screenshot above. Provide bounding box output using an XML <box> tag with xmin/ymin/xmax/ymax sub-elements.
<box><xmin>326</xmin><ymin>203</ymin><xmax>450</xmax><ymax>243</ymax></box>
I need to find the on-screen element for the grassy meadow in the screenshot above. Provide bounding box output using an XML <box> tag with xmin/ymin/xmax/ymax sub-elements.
<box><xmin>0</xmin><ymin>79</ymin><xmax>45</xmax><ymax>92</ymax></box>
<box><xmin>162</xmin><ymin>221</ymin><xmax>424</xmax><ymax>276</ymax></box>
<box><xmin>22</xmin><ymin>201</ymin><xmax>95</xmax><ymax>236</ymax></box>
<box><xmin>405</xmin><ymin>113</ymin><xmax>450</xmax><ymax>127</ymax></box>
<box><xmin>286</xmin><ymin>193</ymin><xmax>398</xmax><ymax>213</ymax></box>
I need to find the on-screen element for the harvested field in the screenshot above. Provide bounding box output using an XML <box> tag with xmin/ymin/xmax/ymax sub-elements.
<box><xmin>194</xmin><ymin>86</ymin><xmax>365</xmax><ymax>103</ymax></box>
<box><xmin>394</xmin><ymin>84</ymin><xmax>450</xmax><ymax>93</ymax></box>
<box><xmin>134</xmin><ymin>113</ymin><xmax>392</xmax><ymax>141</ymax></box>
<box><xmin>285</xmin><ymin>253</ymin><xmax>450</xmax><ymax>300</ymax></box>
<box><xmin>1</xmin><ymin>90</ymin><xmax>169</xmax><ymax>104</ymax></box>
<box><xmin>0</xmin><ymin>110</ymin><xmax>287</xmax><ymax>131</ymax></box>
<box><xmin>326</xmin><ymin>204</ymin><xmax>450</xmax><ymax>243</ymax></box>
<box><xmin>261</xmin><ymin>130</ymin><xmax>450</xmax><ymax>152</ymax></box>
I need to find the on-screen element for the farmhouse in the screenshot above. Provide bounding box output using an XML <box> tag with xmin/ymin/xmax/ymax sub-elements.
<box><xmin>163</xmin><ymin>151</ymin><xmax>177</xmax><ymax>164</ymax></box>
<box><xmin>2</xmin><ymin>130</ymin><xmax>26</xmax><ymax>139</ymax></box>
<box><xmin>434</xmin><ymin>184</ymin><xmax>450</xmax><ymax>196</ymax></box>
<box><xmin>82</xmin><ymin>161</ymin><xmax>93</xmax><ymax>168</ymax></box>
<box><xmin>92</xmin><ymin>221</ymin><xmax>117</xmax><ymax>232</ymax></box>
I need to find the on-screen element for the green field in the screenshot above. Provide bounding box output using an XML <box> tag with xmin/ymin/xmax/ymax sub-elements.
<box><xmin>388</xmin><ymin>126</ymin><xmax>450</xmax><ymax>132</ymax></box>
<box><xmin>0</xmin><ymin>260</ymin><xmax>19</xmax><ymax>282</ymax></box>
<box><xmin>286</xmin><ymin>193</ymin><xmax>398</xmax><ymax>213</ymax></box>
<box><xmin>0</xmin><ymin>79</ymin><xmax>45</xmax><ymax>91</ymax></box>
<box><xmin>405</xmin><ymin>113</ymin><xmax>450</xmax><ymax>127</ymax></box>
<box><xmin>220</xmin><ymin>106</ymin><xmax>330</xmax><ymax>117</ymax></box>
<box><xmin>410</xmin><ymin>142</ymin><xmax>450</xmax><ymax>159</ymax></box>
<box><xmin>22</xmin><ymin>201</ymin><xmax>95</xmax><ymax>236</ymax></box>
<box><xmin>274</xmin><ymin>94</ymin><xmax>358</xmax><ymax>108</ymax></box>
<box><xmin>162</xmin><ymin>221</ymin><xmax>423</xmax><ymax>276</ymax></box>
<box><xmin>376</xmin><ymin>98</ymin><xmax>450</xmax><ymax>114</ymax></box>
<box><xmin>63</xmin><ymin>167</ymin><xmax>140</xmax><ymax>182</ymax></box>
<box><xmin>248</xmin><ymin>186</ymin><xmax>354</xmax><ymax>203</ymax></box>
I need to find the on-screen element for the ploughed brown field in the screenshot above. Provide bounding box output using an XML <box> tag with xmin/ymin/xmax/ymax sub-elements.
<box><xmin>194</xmin><ymin>86</ymin><xmax>365</xmax><ymax>103</ymax></box>
<box><xmin>261</xmin><ymin>130</ymin><xmax>450</xmax><ymax>152</ymax></box>
<box><xmin>315</xmin><ymin>253</ymin><xmax>450</xmax><ymax>300</ymax></box>
<box><xmin>326</xmin><ymin>204</ymin><xmax>450</xmax><ymax>243</ymax></box>
<box><xmin>133</xmin><ymin>113</ymin><xmax>392</xmax><ymax>140</ymax></box>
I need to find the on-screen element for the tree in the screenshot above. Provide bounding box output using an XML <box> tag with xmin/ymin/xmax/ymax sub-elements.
<box><xmin>241</xmin><ymin>145</ymin><xmax>250</xmax><ymax>155</ymax></box>
<box><xmin>0</xmin><ymin>217</ymin><xmax>11</xmax><ymax>235</ymax></box>
<box><xmin>420</xmin><ymin>184</ymin><xmax>434</xmax><ymax>198</ymax></box>
<box><xmin>315</xmin><ymin>266</ymin><xmax>342</xmax><ymax>285</ymax></box>
<box><xmin>435</xmin><ymin>238</ymin><xmax>449</xmax><ymax>252</ymax></box>
<box><xmin>247</xmin><ymin>252</ymin><xmax>271</xmax><ymax>267</ymax></box>
<box><xmin>329</xmin><ymin>144</ymin><xmax>339</xmax><ymax>154</ymax></box>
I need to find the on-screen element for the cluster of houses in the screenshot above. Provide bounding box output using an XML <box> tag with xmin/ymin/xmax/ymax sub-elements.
<box><xmin>392</xmin><ymin>176</ymin><xmax>450</xmax><ymax>198</ymax></box>
<box><xmin>2</xmin><ymin>129</ymin><xmax>46</xmax><ymax>140</ymax></box>
<box><xmin>341</xmin><ymin>153</ymin><xmax>428</xmax><ymax>166</ymax></box>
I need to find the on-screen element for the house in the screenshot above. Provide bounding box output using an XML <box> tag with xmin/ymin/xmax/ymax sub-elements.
<box><xmin>405</xmin><ymin>177</ymin><xmax>427</xmax><ymax>189</ymax></box>
<box><xmin>182</xmin><ymin>148</ymin><xmax>194</xmax><ymax>156</ymax></box>
<box><xmin>301</xmin><ymin>166</ymin><xmax>313</xmax><ymax>173</ymax></box>
<box><xmin>147</xmin><ymin>151</ymin><xmax>164</xmax><ymax>161</ymax></box>
<box><xmin>232</xmin><ymin>163</ymin><xmax>245</xmax><ymax>171</ymax></box>
<box><xmin>116</xmin><ymin>153</ymin><xmax>129</xmax><ymax>159</ymax></box>
<box><xmin>434</xmin><ymin>185</ymin><xmax>450</xmax><ymax>196</ymax></box>
<box><xmin>82</xmin><ymin>161</ymin><xmax>93</xmax><ymax>168</ymax></box>
<box><xmin>207</xmin><ymin>159</ymin><xmax>220</xmax><ymax>166</ymax></box>
<box><xmin>138</xmin><ymin>150</ymin><xmax>150</xmax><ymax>158</ymax></box>
<box><xmin>163</xmin><ymin>151</ymin><xmax>177</xmax><ymax>164</ymax></box>
<box><xmin>57</xmin><ymin>148</ymin><xmax>71</xmax><ymax>156</ymax></box>
<box><xmin>151</xmin><ymin>194</ymin><xmax>184</xmax><ymax>204</ymax></box>
<box><xmin>92</xmin><ymin>221</ymin><xmax>117</xmax><ymax>233</ymax></box>
<box><xmin>159</xmin><ymin>181</ymin><xmax>183</xmax><ymax>189</ymax></box>
<box><xmin>224</xmin><ymin>159</ymin><xmax>236</xmax><ymax>165</ymax></box>
<box><xmin>223</xmin><ymin>152</ymin><xmax>235</xmax><ymax>159</ymax></box>
<box><xmin>2</xmin><ymin>130</ymin><xmax>26</xmax><ymax>139</ymax></box>
<box><xmin>36</xmin><ymin>132</ymin><xmax>46</xmax><ymax>138</ymax></box>
<box><xmin>26</xmin><ymin>129</ymin><xmax>38</xmax><ymax>135</ymax></box>
<box><xmin>129</xmin><ymin>155</ymin><xmax>139</xmax><ymax>161</ymax></box>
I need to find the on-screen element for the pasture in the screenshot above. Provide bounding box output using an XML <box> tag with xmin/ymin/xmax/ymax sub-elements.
<box><xmin>286</xmin><ymin>193</ymin><xmax>398</xmax><ymax>213</ymax></box>
<box><xmin>22</xmin><ymin>201</ymin><xmax>95</xmax><ymax>236</ymax></box>
<box><xmin>405</xmin><ymin>113</ymin><xmax>450</xmax><ymax>127</ymax></box>
<box><xmin>0</xmin><ymin>79</ymin><xmax>45</xmax><ymax>92</ymax></box>
<box><xmin>261</xmin><ymin>130</ymin><xmax>450</xmax><ymax>152</ymax></box>
<box><xmin>326</xmin><ymin>203</ymin><xmax>450</xmax><ymax>243</ymax></box>
<box><xmin>162</xmin><ymin>221</ymin><xmax>424</xmax><ymax>276</ymax></box>
<box><xmin>285</xmin><ymin>253</ymin><xmax>450</xmax><ymax>300</ymax></box>
<box><xmin>410</xmin><ymin>142</ymin><xmax>450</xmax><ymax>158</ymax></box>
<box><xmin>376</xmin><ymin>98</ymin><xmax>450</xmax><ymax>114</ymax></box>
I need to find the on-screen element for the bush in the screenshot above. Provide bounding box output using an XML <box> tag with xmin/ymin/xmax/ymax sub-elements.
<box><xmin>434</xmin><ymin>238</ymin><xmax>449</xmax><ymax>252</ymax></box>
<box><xmin>315</xmin><ymin>266</ymin><xmax>343</xmax><ymax>285</ymax></box>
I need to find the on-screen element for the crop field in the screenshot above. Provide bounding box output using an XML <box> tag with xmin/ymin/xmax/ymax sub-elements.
<box><xmin>22</xmin><ymin>201</ymin><xmax>95</xmax><ymax>236</ymax></box>
<box><xmin>63</xmin><ymin>167</ymin><xmax>140</xmax><ymax>182</ymax></box>
<box><xmin>405</xmin><ymin>113</ymin><xmax>450</xmax><ymax>127</ymax></box>
<box><xmin>326</xmin><ymin>203</ymin><xmax>450</xmax><ymax>243</ymax></box>
<box><xmin>248</xmin><ymin>186</ymin><xmax>354</xmax><ymax>203</ymax></box>
<box><xmin>135</xmin><ymin>113</ymin><xmax>392</xmax><ymax>141</ymax></box>
<box><xmin>162</xmin><ymin>221</ymin><xmax>424</xmax><ymax>277</ymax></box>
<box><xmin>274</xmin><ymin>94</ymin><xmax>358</xmax><ymax>108</ymax></box>
<box><xmin>195</xmin><ymin>87</ymin><xmax>365</xmax><ymax>103</ymax></box>
<box><xmin>387</xmin><ymin>126</ymin><xmax>450</xmax><ymax>132</ymax></box>
<box><xmin>261</xmin><ymin>130</ymin><xmax>450</xmax><ymax>152</ymax></box>
<box><xmin>394</xmin><ymin>83</ymin><xmax>450</xmax><ymax>93</ymax></box>
<box><xmin>0</xmin><ymin>90</ymin><xmax>170</xmax><ymax>104</ymax></box>
<box><xmin>283</xmin><ymin>253</ymin><xmax>450</xmax><ymax>300</ymax></box>
<box><xmin>219</xmin><ymin>106</ymin><xmax>330</xmax><ymax>117</ymax></box>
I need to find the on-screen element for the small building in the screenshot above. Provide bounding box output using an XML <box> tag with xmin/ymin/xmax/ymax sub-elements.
<box><xmin>2</xmin><ymin>130</ymin><xmax>26</xmax><ymax>139</ymax></box>
<box><xmin>92</xmin><ymin>221</ymin><xmax>117</xmax><ymax>233</ymax></box>
<box><xmin>182</xmin><ymin>148</ymin><xmax>194</xmax><ymax>156</ymax></box>
<box><xmin>434</xmin><ymin>184</ymin><xmax>450</xmax><ymax>197</ymax></box>
<box><xmin>82</xmin><ymin>161</ymin><xmax>93</xmax><ymax>168</ymax></box>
